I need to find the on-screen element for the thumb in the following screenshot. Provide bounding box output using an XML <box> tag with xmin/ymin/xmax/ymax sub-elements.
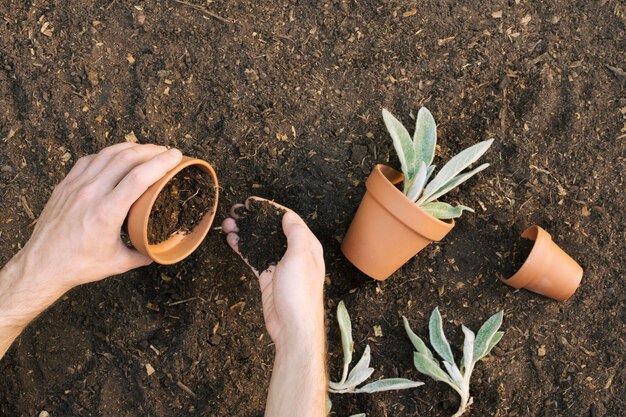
<box><xmin>116</xmin><ymin>245</ymin><xmax>153</xmax><ymax>272</ymax></box>
<box><xmin>282</xmin><ymin>211</ymin><xmax>311</xmax><ymax>255</ymax></box>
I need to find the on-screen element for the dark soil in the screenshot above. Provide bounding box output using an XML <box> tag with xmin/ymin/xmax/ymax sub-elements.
<box><xmin>502</xmin><ymin>236</ymin><xmax>535</xmax><ymax>278</ymax></box>
<box><xmin>147</xmin><ymin>166</ymin><xmax>215</xmax><ymax>244</ymax></box>
<box><xmin>1</xmin><ymin>1</ymin><xmax>624</xmax><ymax>417</ymax></box>
<box><xmin>235</xmin><ymin>200</ymin><xmax>287</xmax><ymax>272</ymax></box>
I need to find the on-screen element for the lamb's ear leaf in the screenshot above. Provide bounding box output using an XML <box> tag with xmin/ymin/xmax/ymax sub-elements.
<box><xmin>346</xmin><ymin>345</ymin><xmax>372</xmax><ymax>382</ymax></box>
<box><xmin>336</xmin><ymin>301</ymin><xmax>353</xmax><ymax>384</ymax></box>
<box><xmin>348</xmin><ymin>414</ymin><xmax>367</xmax><ymax>417</ymax></box>
<box><xmin>420</xmin><ymin>202</ymin><xmax>474</xmax><ymax>220</ymax></box>
<box><xmin>383</xmin><ymin>109</ymin><xmax>416</xmax><ymax>190</ymax></box>
<box><xmin>442</xmin><ymin>361</ymin><xmax>463</xmax><ymax>386</ymax></box>
<box><xmin>419</xmin><ymin>163</ymin><xmax>490</xmax><ymax>205</ymax></box>
<box><xmin>462</xmin><ymin>325</ymin><xmax>476</xmax><ymax>377</ymax></box>
<box><xmin>485</xmin><ymin>331</ymin><xmax>504</xmax><ymax>356</ymax></box>
<box><xmin>403</xmin><ymin>316</ymin><xmax>433</xmax><ymax>358</ymax></box>
<box><xmin>325</xmin><ymin>396</ymin><xmax>333</xmax><ymax>414</ymax></box>
<box><xmin>429</xmin><ymin>307</ymin><xmax>455</xmax><ymax>364</ymax></box>
<box><xmin>413</xmin><ymin>107</ymin><xmax>437</xmax><ymax>167</ymax></box>
<box><xmin>406</xmin><ymin>162</ymin><xmax>428</xmax><ymax>202</ymax></box>
<box><xmin>420</xmin><ymin>139</ymin><xmax>494</xmax><ymax>203</ymax></box>
<box><xmin>356</xmin><ymin>378</ymin><xmax>424</xmax><ymax>394</ymax></box>
<box><xmin>473</xmin><ymin>311</ymin><xmax>504</xmax><ymax>362</ymax></box>
<box><xmin>413</xmin><ymin>352</ymin><xmax>454</xmax><ymax>386</ymax></box>
<box><xmin>343</xmin><ymin>367</ymin><xmax>375</xmax><ymax>390</ymax></box>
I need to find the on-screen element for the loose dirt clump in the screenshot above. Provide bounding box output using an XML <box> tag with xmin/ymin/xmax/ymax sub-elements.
<box><xmin>148</xmin><ymin>166</ymin><xmax>215</xmax><ymax>244</ymax></box>
<box><xmin>236</xmin><ymin>200</ymin><xmax>287</xmax><ymax>272</ymax></box>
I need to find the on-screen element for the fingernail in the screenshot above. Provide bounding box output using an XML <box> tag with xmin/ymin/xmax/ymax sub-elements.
<box><xmin>283</xmin><ymin>211</ymin><xmax>298</xmax><ymax>223</ymax></box>
<box><xmin>168</xmin><ymin>148</ymin><xmax>182</xmax><ymax>158</ymax></box>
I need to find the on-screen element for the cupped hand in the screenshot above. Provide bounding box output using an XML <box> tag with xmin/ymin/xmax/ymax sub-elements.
<box><xmin>19</xmin><ymin>143</ymin><xmax>183</xmax><ymax>292</ymax></box>
<box><xmin>221</xmin><ymin>197</ymin><xmax>325</xmax><ymax>349</ymax></box>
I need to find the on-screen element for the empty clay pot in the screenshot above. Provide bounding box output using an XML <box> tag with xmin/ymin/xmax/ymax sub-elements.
<box><xmin>127</xmin><ymin>156</ymin><xmax>219</xmax><ymax>264</ymax></box>
<box><xmin>341</xmin><ymin>164</ymin><xmax>454</xmax><ymax>281</ymax></box>
<box><xmin>501</xmin><ymin>225</ymin><xmax>583</xmax><ymax>301</ymax></box>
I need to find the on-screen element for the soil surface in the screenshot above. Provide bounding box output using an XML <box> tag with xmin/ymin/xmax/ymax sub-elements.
<box><xmin>235</xmin><ymin>200</ymin><xmax>287</xmax><ymax>272</ymax></box>
<box><xmin>0</xmin><ymin>1</ymin><xmax>624</xmax><ymax>417</ymax></box>
<box><xmin>148</xmin><ymin>166</ymin><xmax>215</xmax><ymax>244</ymax></box>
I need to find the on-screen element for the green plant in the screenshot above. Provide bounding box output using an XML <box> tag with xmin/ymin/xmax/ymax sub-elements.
<box><xmin>329</xmin><ymin>301</ymin><xmax>423</xmax><ymax>395</ymax></box>
<box><xmin>403</xmin><ymin>308</ymin><xmax>504</xmax><ymax>417</ymax></box>
<box><xmin>382</xmin><ymin>107</ymin><xmax>494</xmax><ymax>219</ymax></box>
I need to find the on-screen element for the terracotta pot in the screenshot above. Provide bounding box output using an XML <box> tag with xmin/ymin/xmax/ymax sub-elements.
<box><xmin>127</xmin><ymin>156</ymin><xmax>219</xmax><ymax>265</ymax></box>
<box><xmin>341</xmin><ymin>164</ymin><xmax>454</xmax><ymax>281</ymax></box>
<box><xmin>501</xmin><ymin>226</ymin><xmax>583</xmax><ymax>301</ymax></box>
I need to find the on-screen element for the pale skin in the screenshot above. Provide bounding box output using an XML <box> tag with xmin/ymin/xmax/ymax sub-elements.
<box><xmin>0</xmin><ymin>143</ymin><xmax>327</xmax><ymax>417</ymax></box>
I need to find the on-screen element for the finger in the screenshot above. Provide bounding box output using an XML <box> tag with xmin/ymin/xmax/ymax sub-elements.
<box><xmin>246</xmin><ymin>196</ymin><xmax>292</xmax><ymax>213</ymax></box>
<box><xmin>92</xmin><ymin>144</ymin><xmax>169</xmax><ymax>190</ymax></box>
<box><xmin>226</xmin><ymin>232</ymin><xmax>260</xmax><ymax>278</ymax></box>
<box><xmin>105</xmin><ymin>148</ymin><xmax>183</xmax><ymax>217</ymax></box>
<box><xmin>63</xmin><ymin>155</ymin><xmax>95</xmax><ymax>183</ymax></box>
<box><xmin>221</xmin><ymin>217</ymin><xmax>239</xmax><ymax>233</ymax></box>
<box><xmin>115</xmin><ymin>243</ymin><xmax>153</xmax><ymax>272</ymax></box>
<box><xmin>77</xmin><ymin>142</ymin><xmax>140</xmax><ymax>183</ymax></box>
<box><xmin>230</xmin><ymin>203</ymin><xmax>245</xmax><ymax>220</ymax></box>
<box><xmin>226</xmin><ymin>232</ymin><xmax>241</xmax><ymax>252</ymax></box>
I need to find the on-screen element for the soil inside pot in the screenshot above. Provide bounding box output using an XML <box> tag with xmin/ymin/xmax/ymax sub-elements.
<box><xmin>147</xmin><ymin>166</ymin><xmax>215</xmax><ymax>244</ymax></box>
<box><xmin>236</xmin><ymin>200</ymin><xmax>287</xmax><ymax>272</ymax></box>
<box><xmin>502</xmin><ymin>237</ymin><xmax>535</xmax><ymax>278</ymax></box>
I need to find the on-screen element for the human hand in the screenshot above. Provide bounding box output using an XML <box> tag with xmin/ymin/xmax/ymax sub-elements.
<box><xmin>221</xmin><ymin>197</ymin><xmax>325</xmax><ymax>350</ymax></box>
<box><xmin>16</xmin><ymin>143</ymin><xmax>183</xmax><ymax>292</ymax></box>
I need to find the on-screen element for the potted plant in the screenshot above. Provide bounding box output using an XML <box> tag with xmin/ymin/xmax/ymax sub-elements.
<box><xmin>127</xmin><ymin>156</ymin><xmax>219</xmax><ymax>264</ymax></box>
<box><xmin>341</xmin><ymin>108</ymin><xmax>493</xmax><ymax>280</ymax></box>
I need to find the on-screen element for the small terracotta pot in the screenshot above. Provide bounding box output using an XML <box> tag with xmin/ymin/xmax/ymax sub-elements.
<box><xmin>127</xmin><ymin>156</ymin><xmax>219</xmax><ymax>265</ymax></box>
<box><xmin>341</xmin><ymin>164</ymin><xmax>454</xmax><ymax>281</ymax></box>
<box><xmin>501</xmin><ymin>226</ymin><xmax>583</xmax><ymax>301</ymax></box>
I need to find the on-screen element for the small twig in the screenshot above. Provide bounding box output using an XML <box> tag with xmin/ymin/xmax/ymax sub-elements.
<box><xmin>176</xmin><ymin>381</ymin><xmax>197</xmax><ymax>398</ymax></box>
<box><xmin>181</xmin><ymin>188</ymin><xmax>200</xmax><ymax>206</ymax></box>
<box><xmin>173</xmin><ymin>0</ymin><xmax>235</xmax><ymax>23</ymax></box>
<box><xmin>606</xmin><ymin>64</ymin><xmax>626</xmax><ymax>77</ymax></box>
<box><xmin>167</xmin><ymin>297</ymin><xmax>197</xmax><ymax>306</ymax></box>
<box><xmin>20</xmin><ymin>196</ymin><xmax>35</xmax><ymax>220</ymax></box>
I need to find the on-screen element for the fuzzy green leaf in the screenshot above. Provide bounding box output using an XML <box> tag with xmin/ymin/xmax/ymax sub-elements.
<box><xmin>403</xmin><ymin>316</ymin><xmax>433</xmax><ymax>358</ymax></box>
<box><xmin>413</xmin><ymin>352</ymin><xmax>454</xmax><ymax>386</ymax></box>
<box><xmin>413</xmin><ymin>107</ymin><xmax>437</xmax><ymax>167</ymax></box>
<box><xmin>337</xmin><ymin>301</ymin><xmax>353</xmax><ymax>384</ymax></box>
<box><xmin>420</xmin><ymin>139</ymin><xmax>494</xmax><ymax>203</ymax></box>
<box><xmin>356</xmin><ymin>378</ymin><xmax>424</xmax><ymax>394</ymax></box>
<box><xmin>341</xmin><ymin>345</ymin><xmax>374</xmax><ymax>389</ymax></box>
<box><xmin>462</xmin><ymin>325</ymin><xmax>475</xmax><ymax>378</ymax></box>
<box><xmin>420</xmin><ymin>202</ymin><xmax>475</xmax><ymax>219</ymax></box>
<box><xmin>473</xmin><ymin>311</ymin><xmax>504</xmax><ymax>362</ymax></box>
<box><xmin>382</xmin><ymin>109</ymin><xmax>415</xmax><ymax>190</ymax></box>
<box><xmin>349</xmin><ymin>414</ymin><xmax>367</xmax><ymax>417</ymax></box>
<box><xmin>419</xmin><ymin>162</ymin><xmax>490</xmax><ymax>205</ymax></box>
<box><xmin>406</xmin><ymin>162</ymin><xmax>428</xmax><ymax>201</ymax></box>
<box><xmin>486</xmin><ymin>331</ymin><xmax>504</xmax><ymax>356</ymax></box>
<box><xmin>325</xmin><ymin>396</ymin><xmax>332</xmax><ymax>414</ymax></box>
<box><xmin>429</xmin><ymin>307</ymin><xmax>455</xmax><ymax>364</ymax></box>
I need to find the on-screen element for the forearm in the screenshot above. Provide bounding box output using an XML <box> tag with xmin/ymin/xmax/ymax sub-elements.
<box><xmin>265</xmin><ymin>332</ymin><xmax>328</xmax><ymax>417</ymax></box>
<box><xmin>0</xmin><ymin>250</ymin><xmax>64</xmax><ymax>359</ymax></box>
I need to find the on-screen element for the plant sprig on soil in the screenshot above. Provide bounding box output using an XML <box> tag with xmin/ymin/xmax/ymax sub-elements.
<box><xmin>383</xmin><ymin>107</ymin><xmax>494</xmax><ymax>219</ymax></box>
<box><xmin>403</xmin><ymin>308</ymin><xmax>504</xmax><ymax>417</ymax></box>
<box><xmin>327</xmin><ymin>301</ymin><xmax>423</xmax><ymax>410</ymax></box>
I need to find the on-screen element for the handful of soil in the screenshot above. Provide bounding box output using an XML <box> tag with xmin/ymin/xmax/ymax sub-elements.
<box><xmin>147</xmin><ymin>166</ymin><xmax>215</xmax><ymax>244</ymax></box>
<box><xmin>236</xmin><ymin>200</ymin><xmax>288</xmax><ymax>272</ymax></box>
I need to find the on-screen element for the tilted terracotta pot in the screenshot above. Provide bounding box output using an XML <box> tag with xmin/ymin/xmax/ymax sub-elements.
<box><xmin>127</xmin><ymin>156</ymin><xmax>219</xmax><ymax>264</ymax></box>
<box><xmin>501</xmin><ymin>225</ymin><xmax>583</xmax><ymax>301</ymax></box>
<box><xmin>341</xmin><ymin>164</ymin><xmax>454</xmax><ymax>281</ymax></box>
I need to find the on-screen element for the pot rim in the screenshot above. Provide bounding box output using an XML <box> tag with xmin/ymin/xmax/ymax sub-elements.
<box><xmin>135</xmin><ymin>157</ymin><xmax>219</xmax><ymax>264</ymax></box>
<box><xmin>366</xmin><ymin>164</ymin><xmax>454</xmax><ymax>241</ymax></box>
<box><xmin>500</xmin><ymin>225</ymin><xmax>550</xmax><ymax>288</ymax></box>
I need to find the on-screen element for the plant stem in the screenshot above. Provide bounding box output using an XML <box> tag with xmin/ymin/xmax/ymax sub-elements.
<box><xmin>452</xmin><ymin>395</ymin><xmax>473</xmax><ymax>417</ymax></box>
